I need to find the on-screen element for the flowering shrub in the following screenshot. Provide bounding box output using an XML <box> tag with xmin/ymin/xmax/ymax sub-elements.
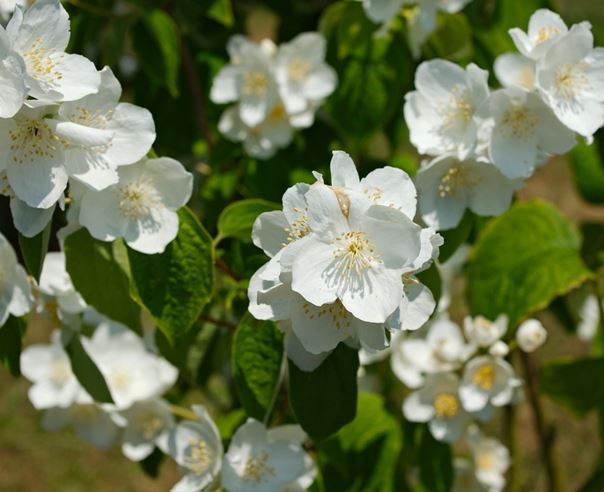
<box><xmin>1</xmin><ymin>0</ymin><xmax>604</xmax><ymax>491</ymax></box>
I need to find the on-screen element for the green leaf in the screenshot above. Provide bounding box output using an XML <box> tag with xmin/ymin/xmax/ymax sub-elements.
<box><xmin>217</xmin><ymin>199</ymin><xmax>280</xmax><ymax>243</ymax></box>
<box><xmin>206</xmin><ymin>0</ymin><xmax>234</xmax><ymax>27</ymax></box>
<box><xmin>288</xmin><ymin>344</ymin><xmax>359</xmax><ymax>442</ymax></box>
<box><xmin>467</xmin><ymin>200</ymin><xmax>592</xmax><ymax>327</ymax></box>
<box><xmin>232</xmin><ymin>314</ymin><xmax>283</xmax><ymax>420</ymax></box>
<box><xmin>64</xmin><ymin>230</ymin><xmax>140</xmax><ymax>330</ymax></box>
<box><xmin>570</xmin><ymin>139</ymin><xmax>604</xmax><ymax>204</ymax></box>
<box><xmin>318</xmin><ymin>393</ymin><xmax>403</xmax><ymax>492</ymax></box>
<box><xmin>133</xmin><ymin>10</ymin><xmax>181</xmax><ymax>97</ymax></box>
<box><xmin>65</xmin><ymin>335</ymin><xmax>113</xmax><ymax>404</ymax></box>
<box><xmin>0</xmin><ymin>316</ymin><xmax>23</xmax><ymax>376</ymax></box>
<box><xmin>128</xmin><ymin>207</ymin><xmax>214</xmax><ymax>343</ymax></box>
<box><xmin>216</xmin><ymin>408</ymin><xmax>247</xmax><ymax>440</ymax></box>
<box><xmin>540</xmin><ymin>357</ymin><xmax>604</xmax><ymax>416</ymax></box>
<box><xmin>18</xmin><ymin>221</ymin><xmax>51</xmax><ymax>282</ymax></box>
<box><xmin>417</xmin><ymin>426</ymin><xmax>453</xmax><ymax>492</ymax></box>
<box><xmin>438</xmin><ymin>211</ymin><xmax>474</xmax><ymax>263</ymax></box>
<box><xmin>424</xmin><ymin>13</ymin><xmax>473</xmax><ymax>62</ymax></box>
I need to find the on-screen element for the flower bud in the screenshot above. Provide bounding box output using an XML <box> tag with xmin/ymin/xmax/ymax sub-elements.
<box><xmin>516</xmin><ymin>319</ymin><xmax>547</xmax><ymax>353</ymax></box>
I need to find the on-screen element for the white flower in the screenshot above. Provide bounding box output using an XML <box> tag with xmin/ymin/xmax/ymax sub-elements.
<box><xmin>0</xmin><ymin>232</ymin><xmax>32</xmax><ymax>325</ymax></box>
<box><xmin>494</xmin><ymin>53</ymin><xmax>535</xmax><ymax>90</ymax></box>
<box><xmin>467</xmin><ymin>426</ymin><xmax>510</xmax><ymax>492</ymax></box>
<box><xmin>6</xmin><ymin>0</ymin><xmax>100</xmax><ymax>101</ymax></box>
<box><xmin>41</xmin><ymin>403</ymin><xmax>121</xmax><ymax>449</ymax></box>
<box><xmin>488</xmin><ymin>341</ymin><xmax>509</xmax><ymax>358</ymax></box>
<box><xmin>404</xmin><ymin>2</ymin><xmax>438</xmax><ymax>59</ymax></box>
<box><xmin>0</xmin><ymin>0</ymin><xmax>26</xmax><ymax>22</ymax></box>
<box><xmin>54</xmin><ymin>66</ymin><xmax>156</xmax><ymax>190</ymax></box>
<box><xmin>463</xmin><ymin>315</ymin><xmax>507</xmax><ymax>349</ymax></box>
<box><xmin>390</xmin><ymin>316</ymin><xmax>473</xmax><ymax>388</ymax></box>
<box><xmin>39</xmin><ymin>251</ymin><xmax>86</xmax><ymax>314</ymax></box>
<box><xmin>222</xmin><ymin>419</ymin><xmax>312</xmax><ymax>492</ymax></box>
<box><xmin>516</xmin><ymin>318</ymin><xmax>547</xmax><ymax>352</ymax></box>
<box><xmin>0</xmin><ymin>104</ymin><xmax>69</xmax><ymax>209</ymax></box>
<box><xmin>115</xmin><ymin>399</ymin><xmax>174</xmax><ymax>462</ymax></box>
<box><xmin>577</xmin><ymin>294</ymin><xmax>601</xmax><ymax>341</ymax></box>
<box><xmin>415</xmin><ymin>155</ymin><xmax>521</xmax><ymax>231</ymax></box>
<box><xmin>508</xmin><ymin>9</ymin><xmax>568</xmax><ymax>60</ymax></box>
<box><xmin>361</xmin><ymin>0</ymin><xmax>404</xmax><ymax>24</ymax></box>
<box><xmin>0</xmin><ymin>24</ymin><xmax>26</xmax><ymax>117</ymax></box>
<box><xmin>78</xmin><ymin>157</ymin><xmax>193</xmax><ymax>254</ymax></box>
<box><xmin>82</xmin><ymin>321</ymin><xmax>178</xmax><ymax>409</ymax></box>
<box><xmin>404</xmin><ymin>60</ymin><xmax>489</xmax><ymax>160</ymax></box>
<box><xmin>290</xmin><ymin>184</ymin><xmax>422</xmax><ymax>323</ymax></box>
<box><xmin>210</xmin><ymin>37</ymin><xmax>279</xmax><ymax>127</ymax></box>
<box><xmin>159</xmin><ymin>405</ymin><xmax>223</xmax><ymax>492</ymax></box>
<box><xmin>274</xmin><ymin>32</ymin><xmax>337</xmax><ymax>115</ymax></box>
<box><xmin>403</xmin><ymin>372</ymin><xmax>469</xmax><ymax>442</ymax></box>
<box><xmin>20</xmin><ymin>330</ymin><xmax>82</xmax><ymax>409</ymax></box>
<box><xmin>535</xmin><ymin>23</ymin><xmax>604</xmax><ymax>140</ymax></box>
<box><xmin>476</xmin><ymin>87</ymin><xmax>576</xmax><ymax>178</ymax></box>
<box><xmin>218</xmin><ymin>101</ymin><xmax>301</xmax><ymax>160</ymax></box>
<box><xmin>459</xmin><ymin>355</ymin><xmax>520</xmax><ymax>412</ymax></box>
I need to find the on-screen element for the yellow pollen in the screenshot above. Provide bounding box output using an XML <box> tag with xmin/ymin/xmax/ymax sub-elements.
<box><xmin>303</xmin><ymin>300</ymin><xmax>352</xmax><ymax>330</ymax></box>
<box><xmin>476</xmin><ymin>452</ymin><xmax>496</xmax><ymax>471</ymax></box>
<box><xmin>288</xmin><ymin>58</ymin><xmax>312</xmax><ymax>83</ymax></box>
<box><xmin>8</xmin><ymin>117</ymin><xmax>65</xmax><ymax>165</ymax></box>
<box><xmin>433</xmin><ymin>393</ymin><xmax>459</xmax><ymax>418</ymax></box>
<box><xmin>243</xmin><ymin>70</ymin><xmax>269</xmax><ymax>96</ymax></box>
<box><xmin>441</xmin><ymin>86</ymin><xmax>474</xmax><ymax>129</ymax></box>
<box><xmin>267</xmin><ymin>104</ymin><xmax>286</xmax><ymax>123</ymax></box>
<box><xmin>473</xmin><ymin>364</ymin><xmax>496</xmax><ymax>390</ymax></box>
<box><xmin>109</xmin><ymin>368</ymin><xmax>131</xmax><ymax>391</ymax></box>
<box><xmin>500</xmin><ymin>107</ymin><xmax>538</xmax><ymax>140</ymax></box>
<box><xmin>186</xmin><ymin>439</ymin><xmax>212</xmax><ymax>475</ymax></box>
<box><xmin>50</xmin><ymin>360</ymin><xmax>72</xmax><ymax>385</ymax></box>
<box><xmin>332</xmin><ymin>231</ymin><xmax>380</xmax><ymax>275</ymax></box>
<box><xmin>332</xmin><ymin>187</ymin><xmax>351</xmax><ymax>217</ymax></box>
<box><xmin>536</xmin><ymin>26</ymin><xmax>560</xmax><ymax>44</ymax></box>
<box><xmin>70</xmin><ymin>106</ymin><xmax>114</xmax><ymax>129</ymax></box>
<box><xmin>118</xmin><ymin>177</ymin><xmax>162</xmax><ymax>219</ymax></box>
<box><xmin>0</xmin><ymin>173</ymin><xmax>13</xmax><ymax>198</ymax></box>
<box><xmin>23</xmin><ymin>37</ymin><xmax>64</xmax><ymax>82</ymax></box>
<box><xmin>243</xmin><ymin>450</ymin><xmax>276</xmax><ymax>484</ymax></box>
<box><xmin>438</xmin><ymin>165</ymin><xmax>481</xmax><ymax>198</ymax></box>
<box><xmin>138</xmin><ymin>415</ymin><xmax>163</xmax><ymax>440</ymax></box>
<box><xmin>554</xmin><ymin>63</ymin><xmax>589</xmax><ymax>98</ymax></box>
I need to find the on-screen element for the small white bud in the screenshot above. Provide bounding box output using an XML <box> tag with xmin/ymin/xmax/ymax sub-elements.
<box><xmin>516</xmin><ymin>319</ymin><xmax>547</xmax><ymax>353</ymax></box>
<box><xmin>489</xmin><ymin>340</ymin><xmax>509</xmax><ymax>358</ymax></box>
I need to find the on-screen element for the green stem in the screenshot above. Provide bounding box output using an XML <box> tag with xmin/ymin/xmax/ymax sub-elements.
<box><xmin>263</xmin><ymin>353</ymin><xmax>287</xmax><ymax>426</ymax></box>
<box><xmin>170</xmin><ymin>404</ymin><xmax>200</xmax><ymax>421</ymax></box>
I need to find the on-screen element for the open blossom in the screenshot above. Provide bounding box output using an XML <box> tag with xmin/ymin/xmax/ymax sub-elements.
<box><xmin>494</xmin><ymin>53</ymin><xmax>535</xmax><ymax>90</ymax></box>
<box><xmin>222</xmin><ymin>419</ymin><xmax>314</xmax><ymax>492</ymax></box>
<box><xmin>459</xmin><ymin>356</ymin><xmax>521</xmax><ymax>412</ymax></box>
<box><xmin>83</xmin><ymin>321</ymin><xmax>178</xmax><ymax>409</ymax></box>
<box><xmin>516</xmin><ymin>318</ymin><xmax>547</xmax><ymax>352</ymax></box>
<box><xmin>274</xmin><ymin>32</ymin><xmax>337</xmax><ymax>115</ymax></box>
<box><xmin>404</xmin><ymin>59</ymin><xmax>489</xmax><ymax>160</ymax></box>
<box><xmin>54</xmin><ymin>66</ymin><xmax>156</xmax><ymax>190</ymax></box>
<box><xmin>476</xmin><ymin>87</ymin><xmax>575</xmax><ymax>178</ymax></box>
<box><xmin>466</xmin><ymin>426</ymin><xmax>510</xmax><ymax>492</ymax></box>
<box><xmin>0</xmin><ymin>24</ymin><xmax>26</xmax><ymax>117</ymax></box>
<box><xmin>463</xmin><ymin>315</ymin><xmax>507</xmax><ymax>349</ymax></box>
<box><xmin>78</xmin><ymin>157</ymin><xmax>193</xmax><ymax>254</ymax></box>
<box><xmin>509</xmin><ymin>9</ymin><xmax>568</xmax><ymax>60</ymax></box>
<box><xmin>115</xmin><ymin>399</ymin><xmax>174</xmax><ymax>462</ymax></box>
<box><xmin>159</xmin><ymin>405</ymin><xmax>223</xmax><ymax>492</ymax></box>
<box><xmin>535</xmin><ymin>23</ymin><xmax>604</xmax><ymax>140</ymax></box>
<box><xmin>0</xmin><ymin>232</ymin><xmax>32</xmax><ymax>326</ymax></box>
<box><xmin>6</xmin><ymin>0</ymin><xmax>100</xmax><ymax>101</ymax></box>
<box><xmin>415</xmin><ymin>155</ymin><xmax>521</xmax><ymax>231</ymax></box>
<box><xmin>20</xmin><ymin>330</ymin><xmax>82</xmax><ymax>409</ymax></box>
<box><xmin>403</xmin><ymin>372</ymin><xmax>469</xmax><ymax>442</ymax></box>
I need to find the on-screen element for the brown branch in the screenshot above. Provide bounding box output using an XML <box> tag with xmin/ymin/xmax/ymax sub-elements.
<box><xmin>215</xmin><ymin>257</ymin><xmax>241</xmax><ymax>281</ymax></box>
<box><xmin>198</xmin><ymin>314</ymin><xmax>237</xmax><ymax>330</ymax></box>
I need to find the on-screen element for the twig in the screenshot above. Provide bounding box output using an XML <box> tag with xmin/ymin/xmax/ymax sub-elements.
<box><xmin>170</xmin><ymin>404</ymin><xmax>200</xmax><ymax>421</ymax></box>
<box><xmin>215</xmin><ymin>257</ymin><xmax>241</xmax><ymax>281</ymax></box>
<box><xmin>181</xmin><ymin>40</ymin><xmax>215</xmax><ymax>150</ymax></box>
<box><xmin>198</xmin><ymin>314</ymin><xmax>237</xmax><ymax>330</ymax></box>
<box><xmin>519</xmin><ymin>351</ymin><xmax>561</xmax><ymax>492</ymax></box>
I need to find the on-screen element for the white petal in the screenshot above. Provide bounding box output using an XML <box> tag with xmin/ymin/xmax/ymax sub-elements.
<box><xmin>105</xmin><ymin>103</ymin><xmax>156</xmax><ymax>166</ymax></box>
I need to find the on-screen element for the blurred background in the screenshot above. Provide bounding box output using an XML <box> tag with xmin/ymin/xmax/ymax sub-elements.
<box><xmin>1</xmin><ymin>0</ymin><xmax>604</xmax><ymax>490</ymax></box>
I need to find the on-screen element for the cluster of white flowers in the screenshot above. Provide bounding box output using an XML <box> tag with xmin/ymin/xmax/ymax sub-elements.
<box><xmin>360</xmin><ymin>0</ymin><xmax>473</xmax><ymax>58</ymax></box>
<box><xmin>406</xmin><ymin>9</ymin><xmax>604</xmax><ymax>231</ymax></box>
<box><xmin>0</xmin><ymin>0</ymin><xmax>192</xmax><ymax>254</ymax></box>
<box><xmin>248</xmin><ymin>150</ymin><xmax>442</xmax><ymax>370</ymax></box>
<box><xmin>210</xmin><ymin>32</ymin><xmax>337</xmax><ymax>159</ymax></box>
<box><xmin>14</xmin><ymin>248</ymin><xmax>317</xmax><ymax>492</ymax></box>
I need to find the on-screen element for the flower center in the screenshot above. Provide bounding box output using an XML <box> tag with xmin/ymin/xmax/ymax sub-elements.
<box><xmin>554</xmin><ymin>63</ymin><xmax>589</xmax><ymax>99</ymax></box>
<box><xmin>332</xmin><ymin>231</ymin><xmax>380</xmax><ymax>275</ymax></box>
<box><xmin>22</xmin><ymin>37</ymin><xmax>64</xmax><ymax>83</ymax></box>
<box><xmin>118</xmin><ymin>178</ymin><xmax>162</xmax><ymax>219</ymax></box>
<box><xmin>8</xmin><ymin>117</ymin><xmax>64</xmax><ymax>165</ymax></box>
<box><xmin>266</xmin><ymin>104</ymin><xmax>287</xmax><ymax>123</ymax></box>
<box><xmin>137</xmin><ymin>413</ymin><xmax>163</xmax><ymax>440</ymax></box>
<box><xmin>108</xmin><ymin>368</ymin><xmax>132</xmax><ymax>391</ymax></box>
<box><xmin>70</xmin><ymin>107</ymin><xmax>114</xmax><ymax>129</ymax></box>
<box><xmin>285</xmin><ymin>207</ymin><xmax>310</xmax><ymax>243</ymax></box>
<box><xmin>433</xmin><ymin>392</ymin><xmax>459</xmax><ymax>418</ymax></box>
<box><xmin>243</xmin><ymin>70</ymin><xmax>270</xmax><ymax>96</ymax></box>
<box><xmin>243</xmin><ymin>450</ymin><xmax>276</xmax><ymax>484</ymax></box>
<box><xmin>441</xmin><ymin>86</ymin><xmax>474</xmax><ymax>130</ymax></box>
<box><xmin>288</xmin><ymin>58</ymin><xmax>312</xmax><ymax>83</ymax></box>
<box><xmin>473</xmin><ymin>364</ymin><xmax>496</xmax><ymax>390</ymax></box>
<box><xmin>476</xmin><ymin>451</ymin><xmax>496</xmax><ymax>471</ymax></box>
<box><xmin>438</xmin><ymin>165</ymin><xmax>481</xmax><ymax>198</ymax></box>
<box><xmin>500</xmin><ymin>106</ymin><xmax>538</xmax><ymax>140</ymax></box>
<box><xmin>0</xmin><ymin>173</ymin><xmax>13</xmax><ymax>198</ymax></box>
<box><xmin>185</xmin><ymin>439</ymin><xmax>212</xmax><ymax>475</ymax></box>
<box><xmin>536</xmin><ymin>26</ymin><xmax>560</xmax><ymax>44</ymax></box>
<box><xmin>50</xmin><ymin>359</ymin><xmax>72</xmax><ymax>386</ymax></box>
<box><xmin>302</xmin><ymin>299</ymin><xmax>352</xmax><ymax>330</ymax></box>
